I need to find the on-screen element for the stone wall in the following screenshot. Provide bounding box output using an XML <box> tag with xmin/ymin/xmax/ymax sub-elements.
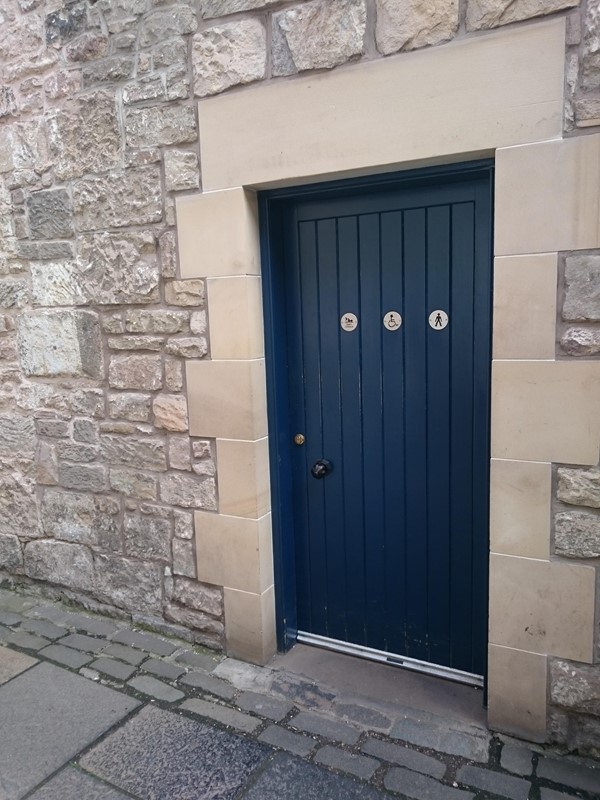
<box><xmin>0</xmin><ymin>0</ymin><xmax>599</xmax><ymax>726</ymax></box>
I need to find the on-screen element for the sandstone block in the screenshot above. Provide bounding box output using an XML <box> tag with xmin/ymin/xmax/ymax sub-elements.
<box><xmin>558</xmin><ymin>467</ymin><xmax>600</xmax><ymax>509</ymax></box>
<box><xmin>202</xmin><ymin>0</ymin><xmax>279</xmax><ymax>16</ymax></box>
<box><xmin>466</xmin><ymin>0</ymin><xmax>578</xmax><ymax>32</ymax></box>
<box><xmin>64</xmin><ymin>32</ymin><xmax>109</xmax><ymax>62</ymax></box>
<box><xmin>0</xmin><ymin>280</ymin><xmax>29</xmax><ymax>308</ymax></box>
<box><xmin>582</xmin><ymin>2</ymin><xmax>600</xmax><ymax>90</ymax></box>
<box><xmin>193</xmin><ymin>19</ymin><xmax>267</xmax><ymax>97</ymax></box>
<box><xmin>165</xmin><ymin>280</ymin><xmax>205</xmax><ymax>306</ymax></box>
<box><xmin>166</xmin><ymin>65</ymin><xmax>190</xmax><ymax>101</ymax></box>
<box><xmin>563</xmin><ymin>255</ymin><xmax>600</xmax><ymax>321</ymax></box>
<box><xmin>174</xmin><ymin>509</ymin><xmax>194</xmax><ymax>540</ymax></box>
<box><xmin>122</xmin><ymin>76</ymin><xmax>165</xmax><ymax>105</ymax></box>
<box><xmin>108</xmin><ymin>336</ymin><xmax>164</xmax><ymax>351</ymax></box>
<box><xmin>192</xmin><ymin>440</ymin><xmax>212</xmax><ymax>459</ymax></box>
<box><xmin>59</xmin><ymin>463</ymin><xmax>107</xmax><ymax>493</ymax></box>
<box><xmin>36</xmin><ymin>440</ymin><xmax>59</xmax><ymax>485</ymax></box>
<box><xmin>159</xmin><ymin>230</ymin><xmax>178</xmax><ymax>279</ymax></box>
<box><xmin>24</xmin><ymin>539</ymin><xmax>94</xmax><ymax>591</ymax></box>
<box><xmin>273</xmin><ymin>0</ymin><xmax>365</xmax><ymax>76</ymax></box>
<box><xmin>165</xmin><ymin>338</ymin><xmax>208</xmax><ymax>359</ymax></box>
<box><xmin>125</xmin><ymin>105</ymin><xmax>197</xmax><ymax>148</ymax></box>
<box><xmin>551</xmin><ymin>659</ymin><xmax>600</xmax><ymax>717</ymax></box>
<box><xmin>17</xmin><ymin>310</ymin><xmax>103</xmax><ymax>378</ymax></box>
<box><xmin>125</xmin><ymin>309</ymin><xmax>188</xmax><ymax>334</ymax></box>
<box><xmin>555</xmin><ymin>510</ymin><xmax>600</xmax><ymax>558</ymax></box>
<box><xmin>169</xmin><ymin>435</ymin><xmax>191</xmax><ymax>471</ymax></box>
<box><xmin>153</xmin><ymin>394</ymin><xmax>188</xmax><ymax>432</ymax></box>
<box><xmin>152</xmin><ymin>37</ymin><xmax>188</xmax><ymax>68</ymax></box>
<box><xmin>164</xmin><ymin>150</ymin><xmax>200</xmax><ymax>192</ymax></box>
<box><xmin>172</xmin><ymin>576</ymin><xmax>223</xmax><ymax>617</ymax></box>
<box><xmin>124</xmin><ymin>513</ymin><xmax>171</xmax><ymax>560</ymax></box>
<box><xmin>140</xmin><ymin>7</ymin><xmax>198</xmax><ymax>47</ymax></box>
<box><xmin>109</xmin><ymin>467</ymin><xmax>158</xmax><ymax>501</ymax></box>
<box><xmin>0</xmin><ymin>415</ymin><xmax>35</xmax><ymax>458</ymax></box>
<box><xmin>41</xmin><ymin>489</ymin><xmax>120</xmax><ymax>548</ymax></box>
<box><xmin>108</xmin><ymin>354</ymin><xmax>162</xmax><ymax>390</ymax></box>
<box><xmin>108</xmin><ymin>392</ymin><xmax>152</xmax><ymax>422</ymax></box>
<box><xmin>44</xmin><ymin>70</ymin><xmax>81</xmax><ymax>100</ymax></box>
<box><xmin>36</xmin><ymin>417</ymin><xmax>70</xmax><ymax>438</ymax></box>
<box><xmin>47</xmin><ymin>90</ymin><xmax>120</xmax><ymax>180</ymax></box>
<box><xmin>0</xmin><ymin>471</ymin><xmax>40</xmax><ymax>538</ymax></box>
<box><xmin>172</xmin><ymin>538</ymin><xmax>196</xmax><ymax>578</ymax></box>
<box><xmin>26</xmin><ymin>188</ymin><xmax>73</xmax><ymax>239</ymax></box>
<box><xmin>73</xmin><ymin>419</ymin><xmax>98</xmax><ymax>443</ymax></box>
<box><xmin>45</xmin><ymin>3</ymin><xmax>88</xmax><ymax>45</ymax></box>
<box><xmin>56</xmin><ymin>442</ymin><xmax>99</xmax><ymax>463</ymax></box>
<box><xmin>159</xmin><ymin>472</ymin><xmax>217</xmax><ymax>510</ymax></box>
<box><xmin>73</xmin><ymin>167</ymin><xmax>162</xmax><ymax>230</ymax></box>
<box><xmin>82</xmin><ymin>57</ymin><xmax>135</xmax><ymax>86</ymax></box>
<box><xmin>164</xmin><ymin>604</ymin><xmax>224</xmax><ymax>642</ymax></box>
<box><xmin>78</xmin><ymin>230</ymin><xmax>159</xmax><ymax>305</ymax></box>
<box><xmin>18</xmin><ymin>241</ymin><xmax>74</xmax><ymax>260</ymax></box>
<box><xmin>101</xmin><ymin>435</ymin><xmax>168</xmax><ymax>471</ymax></box>
<box><xmin>376</xmin><ymin>0</ymin><xmax>458</xmax><ymax>55</ymax></box>
<box><xmin>0</xmin><ymin>533</ymin><xmax>22</xmax><ymax>570</ymax></box>
<box><xmin>560</xmin><ymin>327</ymin><xmax>600</xmax><ymax>356</ymax></box>
<box><xmin>0</xmin><ymin>120</ymin><xmax>50</xmax><ymax>174</ymax></box>
<box><xmin>94</xmin><ymin>553</ymin><xmax>162</xmax><ymax>613</ymax></box>
<box><xmin>30</xmin><ymin>262</ymin><xmax>86</xmax><ymax>307</ymax></box>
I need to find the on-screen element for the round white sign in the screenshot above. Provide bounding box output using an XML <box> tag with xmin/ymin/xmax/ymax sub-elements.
<box><xmin>429</xmin><ymin>310</ymin><xmax>449</xmax><ymax>330</ymax></box>
<box><xmin>383</xmin><ymin>311</ymin><xmax>402</xmax><ymax>331</ymax></box>
<box><xmin>340</xmin><ymin>313</ymin><xmax>358</xmax><ymax>332</ymax></box>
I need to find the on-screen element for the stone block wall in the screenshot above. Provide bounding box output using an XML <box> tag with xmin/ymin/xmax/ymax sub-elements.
<box><xmin>0</xmin><ymin>0</ymin><xmax>599</xmax><ymax>742</ymax></box>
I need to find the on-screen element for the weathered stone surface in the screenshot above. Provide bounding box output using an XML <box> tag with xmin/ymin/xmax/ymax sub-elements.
<box><xmin>153</xmin><ymin>394</ymin><xmax>188</xmax><ymax>432</ymax></box>
<box><xmin>555</xmin><ymin>510</ymin><xmax>600</xmax><ymax>558</ymax></box>
<box><xmin>582</xmin><ymin>2</ymin><xmax>600</xmax><ymax>90</ymax></box>
<box><xmin>159</xmin><ymin>230</ymin><xmax>178</xmax><ymax>279</ymax></box>
<box><xmin>109</xmin><ymin>467</ymin><xmax>157</xmax><ymax>501</ymax></box>
<box><xmin>94</xmin><ymin>554</ymin><xmax>162</xmax><ymax>612</ymax></box>
<box><xmin>0</xmin><ymin>415</ymin><xmax>35</xmax><ymax>458</ymax></box>
<box><xmin>26</xmin><ymin>189</ymin><xmax>73</xmax><ymax>240</ymax></box>
<box><xmin>164</xmin><ymin>150</ymin><xmax>200</xmax><ymax>192</ymax></box>
<box><xmin>375</xmin><ymin>0</ymin><xmax>457</xmax><ymax>54</ymax></box>
<box><xmin>0</xmin><ymin>471</ymin><xmax>40</xmax><ymax>538</ymax></box>
<box><xmin>108</xmin><ymin>355</ymin><xmax>163</xmax><ymax>391</ymax></box>
<box><xmin>24</xmin><ymin>540</ymin><xmax>94</xmax><ymax>591</ymax></box>
<box><xmin>108</xmin><ymin>336</ymin><xmax>164</xmax><ymax>352</ymax></box>
<box><xmin>101</xmin><ymin>435</ymin><xmax>168</xmax><ymax>471</ymax></box>
<box><xmin>169</xmin><ymin>435</ymin><xmax>191</xmax><ymax>471</ymax></box>
<box><xmin>125</xmin><ymin>309</ymin><xmax>188</xmax><ymax>334</ymax></box>
<box><xmin>0</xmin><ymin>534</ymin><xmax>23</xmax><ymax>570</ymax></box>
<box><xmin>164</xmin><ymin>280</ymin><xmax>205</xmax><ymax>306</ymax></box>
<box><xmin>124</xmin><ymin>514</ymin><xmax>171</xmax><ymax>560</ymax></box>
<box><xmin>47</xmin><ymin>90</ymin><xmax>120</xmax><ymax>181</ymax></box>
<box><xmin>125</xmin><ymin>105</ymin><xmax>197</xmax><ymax>148</ymax></box>
<box><xmin>56</xmin><ymin>441</ymin><xmax>99</xmax><ymax>462</ymax></box>
<box><xmin>58</xmin><ymin>463</ymin><xmax>107</xmax><ymax>493</ymax></box>
<box><xmin>193</xmin><ymin>19</ymin><xmax>267</xmax><ymax>97</ymax></box>
<box><xmin>17</xmin><ymin>310</ymin><xmax>103</xmax><ymax>378</ymax></box>
<box><xmin>82</xmin><ymin>57</ymin><xmax>135</xmax><ymax>86</ymax></box>
<box><xmin>42</xmin><ymin>489</ymin><xmax>120</xmax><ymax>549</ymax></box>
<box><xmin>273</xmin><ymin>0</ymin><xmax>365</xmax><ymax>76</ymax></box>
<box><xmin>0</xmin><ymin>280</ymin><xmax>29</xmax><ymax>308</ymax></box>
<box><xmin>561</xmin><ymin>327</ymin><xmax>600</xmax><ymax>356</ymax></box>
<box><xmin>466</xmin><ymin>0</ymin><xmax>577</xmax><ymax>31</ymax></box>
<box><xmin>73</xmin><ymin>420</ymin><xmax>98</xmax><ymax>444</ymax></box>
<box><xmin>153</xmin><ymin>37</ymin><xmax>188</xmax><ymax>68</ymax></box>
<box><xmin>140</xmin><ymin>7</ymin><xmax>198</xmax><ymax>47</ymax></box>
<box><xmin>44</xmin><ymin>69</ymin><xmax>81</xmax><ymax>100</ymax></box>
<box><xmin>165</xmin><ymin>338</ymin><xmax>208</xmax><ymax>359</ymax></box>
<box><xmin>172</xmin><ymin>538</ymin><xmax>196</xmax><ymax>578</ymax></box>
<box><xmin>164</xmin><ymin>604</ymin><xmax>224</xmax><ymax>640</ymax></box>
<box><xmin>64</xmin><ymin>32</ymin><xmax>109</xmax><ymax>63</ymax></box>
<box><xmin>563</xmin><ymin>254</ymin><xmax>600</xmax><ymax>321</ymax></box>
<box><xmin>159</xmin><ymin>473</ymin><xmax>217</xmax><ymax>510</ymax></box>
<box><xmin>73</xmin><ymin>168</ymin><xmax>162</xmax><ymax>231</ymax></box>
<box><xmin>37</xmin><ymin>440</ymin><xmax>59</xmax><ymax>485</ymax></box>
<box><xmin>202</xmin><ymin>0</ymin><xmax>279</xmax><ymax>16</ymax></box>
<box><xmin>108</xmin><ymin>393</ymin><xmax>152</xmax><ymax>422</ymax></box>
<box><xmin>18</xmin><ymin>241</ymin><xmax>74</xmax><ymax>261</ymax></box>
<box><xmin>0</xmin><ymin>120</ymin><xmax>50</xmax><ymax>174</ymax></box>
<box><xmin>45</xmin><ymin>3</ymin><xmax>88</xmax><ymax>45</ymax></box>
<box><xmin>123</xmin><ymin>76</ymin><xmax>165</xmax><ymax>105</ymax></box>
<box><xmin>558</xmin><ymin>467</ymin><xmax>600</xmax><ymax>509</ymax></box>
<box><xmin>30</xmin><ymin>262</ymin><xmax>86</xmax><ymax>307</ymax></box>
<box><xmin>551</xmin><ymin>659</ymin><xmax>600</xmax><ymax>717</ymax></box>
<box><xmin>174</xmin><ymin>510</ymin><xmax>194</xmax><ymax>540</ymax></box>
<box><xmin>172</xmin><ymin>577</ymin><xmax>222</xmax><ymax>617</ymax></box>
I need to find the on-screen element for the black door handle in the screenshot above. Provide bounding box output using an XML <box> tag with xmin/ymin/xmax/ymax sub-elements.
<box><xmin>311</xmin><ymin>459</ymin><xmax>333</xmax><ymax>479</ymax></box>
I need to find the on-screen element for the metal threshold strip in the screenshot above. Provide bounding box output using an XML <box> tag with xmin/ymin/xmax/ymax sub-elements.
<box><xmin>296</xmin><ymin>631</ymin><xmax>484</xmax><ymax>688</ymax></box>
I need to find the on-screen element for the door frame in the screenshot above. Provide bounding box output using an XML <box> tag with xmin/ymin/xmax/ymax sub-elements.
<box><xmin>258</xmin><ymin>159</ymin><xmax>495</xmax><ymax>661</ymax></box>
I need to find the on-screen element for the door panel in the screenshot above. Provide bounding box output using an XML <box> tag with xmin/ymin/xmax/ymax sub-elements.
<box><xmin>282</xmin><ymin>174</ymin><xmax>492</xmax><ymax>677</ymax></box>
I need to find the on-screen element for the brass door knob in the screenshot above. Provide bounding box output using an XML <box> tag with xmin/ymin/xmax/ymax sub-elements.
<box><xmin>294</xmin><ymin>433</ymin><xmax>305</xmax><ymax>446</ymax></box>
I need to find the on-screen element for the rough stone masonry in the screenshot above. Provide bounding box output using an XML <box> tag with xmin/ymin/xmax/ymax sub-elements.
<box><xmin>0</xmin><ymin>0</ymin><xmax>600</xmax><ymax>753</ymax></box>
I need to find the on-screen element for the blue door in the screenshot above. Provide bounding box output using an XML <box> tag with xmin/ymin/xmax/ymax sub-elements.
<box><xmin>271</xmin><ymin>167</ymin><xmax>492</xmax><ymax>683</ymax></box>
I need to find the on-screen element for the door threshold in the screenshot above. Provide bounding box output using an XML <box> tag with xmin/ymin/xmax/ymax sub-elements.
<box><xmin>296</xmin><ymin>631</ymin><xmax>484</xmax><ymax>688</ymax></box>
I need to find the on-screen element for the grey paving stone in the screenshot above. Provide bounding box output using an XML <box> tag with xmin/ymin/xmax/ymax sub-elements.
<box><xmin>291</xmin><ymin>711</ymin><xmax>361</xmax><ymax>745</ymax></box>
<box><xmin>28</xmin><ymin>767</ymin><xmax>130</xmax><ymax>799</ymax></box>
<box><xmin>0</xmin><ymin>661</ymin><xmax>138</xmax><ymax>800</ymax></box>
<box><xmin>242</xmin><ymin>753</ymin><xmax>387</xmax><ymax>799</ymax></box>
<box><xmin>39</xmin><ymin>644</ymin><xmax>92</xmax><ymax>669</ymax></box>
<box><xmin>27</xmin><ymin>605</ymin><xmax>83</xmax><ymax>627</ymax></box>
<box><xmin>81</xmin><ymin>704</ymin><xmax>268</xmax><ymax>799</ymax></box>
<box><xmin>58</xmin><ymin>633</ymin><xmax>108</xmax><ymax>654</ymax></box>
<box><xmin>103</xmin><ymin>643</ymin><xmax>147</xmax><ymax>666</ymax></box>
<box><xmin>181</xmin><ymin>697</ymin><xmax>262</xmax><ymax>733</ymax></box>
<box><xmin>390</xmin><ymin>716</ymin><xmax>489</xmax><ymax>762</ymax></box>
<box><xmin>141</xmin><ymin>657</ymin><xmax>185</xmax><ymax>681</ymax></box>
<box><xmin>22</xmin><ymin>619</ymin><xmax>68</xmax><ymax>640</ymax></box>
<box><xmin>176</xmin><ymin>649</ymin><xmax>219</xmax><ymax>671</ymax></box>
<box><xmin>0</xmin><ymin>645</ymin><xmax>37</xmax><ymax>684</ymax></box>
<box><xmin>112</xmin><ymin>629</ymin><xmax>177</xmax><ymax>656</ymax></box>
<box><xmin>179</xmin><ymin>670</ymin><xmax>236</xmax><ymax>699</ymax></box>
<box><xmin>5</xmin><ymin>630</ymin><xmax>50</xmax><ymax>651</ymax></box>
<box><xmin>333</xmin><ymin>701</ymin><xmax>392</xmax><ymax>731</ymax></box>
<box><xmin>238</xmin><ymin>690</ymin><xmax>294</xmax><ymax>721</ymax></box>
<box><xmin>315</xmin><ymin>745</ymin><xmax>379</xmax><ymax>780</ymax></box>
<box><xmin>537</xmin><ymin>757</ymin><xmax>600</xmax><ymax>794</ymax></box>
<box><xmin>259</xmin><ymin>724</ymin><xmax>317</xmax><ymax>756</ymax></box>
<box><xmin>128</xmin><ymin>675</ymin><xmax>184</xmax><ymax>702</ymax></box>
<box><xmin>91</xmin><ymin>657</ymin><xmax>136</xmax><ymax>682</ymax></box>
<box><xmin>385</xmin><ymin>767</ymin><xmax>475</xmax><ymax>800</ymax></box>
<box><xmin>0</xmin><ymin>624</ymin><xmax>11</xmax><ymax>641</ymax></box>
<box><xmin>457</xmin><ymin>764</ymin><xmax>530</xmax><ymax>800</ymax></box>
<box><xmin>500</xmin><ymin>744</ymin><xmax>534</xmax><ymax>775</ymax></box>
<box><xmin>67</xmin><ymin>613</ymin><xmax>119</xmax><ymax>637</ymax></box>
<box><xmin>271</xmin><ymin>672</ymin><xmax>336</xmax><ymax>711</ymax></box>
<box><xmin>362</xmin><ymin>737</ymin><xmax>446</xmax><ymax>779</ymax></box>
<box><xmin>0</xmin><ymin>612</ymin><xmax>23</xmax><ymax>626</ymax></box>
<box><xmin>540</xmin><ymin>789</ymin><xmax>579</xmax><ymax>800</ymax></box>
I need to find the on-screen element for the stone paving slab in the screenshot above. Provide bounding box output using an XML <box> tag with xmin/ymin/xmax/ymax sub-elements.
<box><xmin>384</xmin><ymin>767</ymin><xmax>475</xmax><ymax>799</ymax></box>
<box><xmin>0</xmin><ymin>646</ymin><xmax>37</xmax><ymax>685</ymax></box>
<box><xmin>456</xmin><ymin>763</ymin><xmax>531</xmax><ymax>800</ymax></box>
<box><xmin>315</xmin><ymin>745</ymin><xmax>380</xmax><ymax>779</ymax></box>
<box><xmin>0</xmin><ymin>661</ymin><xmax>138</xmax><ymax>800</ymax></box>
<box><xmin>362</xmin><ymin>736</ymin><xmax>447</xmax><ymax>779</ymax></box>
<box><xmin>259</xmin><ymin>724</ymin><xmax>318</xmax><ymax>757</ymax></box>
<box><xmin>181</xmin><ymin>697</ymin><xmax>262</xmax><ymax>733</ymax></box>
<box><xmin>81</xmin><ymin>705</ymin><xmax>269</xmax><ymax>800</ymax></box>
<box><xmin>39</xmin><ymin>643</ymin><xmax>92</xmax><ymax>669</ymax></box>
<box><xmin>390</xmin><ymin>715</ymin><xmax>490</xmax><ymax>762</ymax></box>
<box><xmin>537</xmin><ymin>756</ymin><xmax>600</xmax><ymax>794</ymax></box>
<box><xmin>28</xmin><ymin>767</ymin><xmax>130</xmax><ymax>799</ymax></box>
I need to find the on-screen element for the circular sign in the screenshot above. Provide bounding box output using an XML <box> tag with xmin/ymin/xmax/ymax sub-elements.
<box><xmin>428</xmin><ymin>310</ymin><xmax>449</xmax><ymax>330</ymax></box>
<box><xmin>383</xmin><ymin>311</ymin><xmax>402</xmax><ymax>331</ymax></box>
<box><xmin>340</xmin><ymin>313</ymin><xmax>358</xmax><ymax>332</ymax></box>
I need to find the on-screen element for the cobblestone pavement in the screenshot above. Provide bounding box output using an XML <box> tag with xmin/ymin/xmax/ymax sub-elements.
<box><xmin>0</xmin><ymin>587</ymin><xmax>599</xmax><ymax>800</ymax></box>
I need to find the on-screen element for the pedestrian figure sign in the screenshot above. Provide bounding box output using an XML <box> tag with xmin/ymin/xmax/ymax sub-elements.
<box><xmin>429</xmin><ymin>310</ymin><xmax>449</xmax><ymax>330</ymax></box>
